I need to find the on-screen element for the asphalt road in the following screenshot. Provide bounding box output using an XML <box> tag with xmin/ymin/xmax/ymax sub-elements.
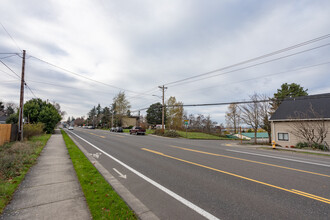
<box><xmin>66</xmin><ymin>128</ymin><xmax>330</xmax><ymax>220</ymax></box>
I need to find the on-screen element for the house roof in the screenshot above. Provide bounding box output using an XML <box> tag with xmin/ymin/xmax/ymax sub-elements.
<box><xmin>270</xmin><ymin>93</ymin><xmax>330</xmax><ymax>121</ymax></box>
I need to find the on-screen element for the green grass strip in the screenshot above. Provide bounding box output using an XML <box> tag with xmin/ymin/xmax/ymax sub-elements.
<box><xmin>0</xmin><ymin>134</ymin><xmax>51</xmax><ymax>214</ymax></box>
<box><xmin>259</xmin><ymin>147</ymin><xmax>330</xmax><ymax>157</ymax></box>
<box><xmin>61</xmin><ymin>130</ymin><xmax>136</xmax><ymax>219</ymax></box>
<box><xmin>176</xmin><ymin>130</ymin><xmax>233</xmax><ymax>140</ymax></box>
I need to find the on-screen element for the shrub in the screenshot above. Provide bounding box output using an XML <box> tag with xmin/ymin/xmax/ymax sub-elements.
<box><xmin>296</xmin><ymin>142</ymin><xmax>329</xmax><ymax>151</ymax></box>
<box><xmin>0</xmin><ymin>141</ymin><xmax>36</xmax><ymax>179</ymax></box>
<box><xmin>23</xmin><ymin>123</ymin><xmax>45</xmax><ymax>140</ymax></box>
<box><xmin>154</xmin><ymin>129</ymin><xmax>164</xmax><ymax>136</ymax></box>
<box><xmin>296</xmin><ymin>142</ymin><xmax>308</xmax><ymax>149</ymax></box>
<box><xmin>163</xmin><ymin>130</ymin><xmax>180</xmax><ymax>138</ymax></box>
<box><xmin>311</xmin><ymin>143</ymin><xmax>329</xmax><ymax>151</ymax></box>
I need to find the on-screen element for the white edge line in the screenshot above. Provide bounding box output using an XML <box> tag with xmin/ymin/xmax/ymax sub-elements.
<box><xmin>226</xmin><ymin>149</ymin><xmax>330</xmax><ymax>167</ymax></box>
<box><xmin>67</xmin><ymin>130</ymin><xmax>220</xmax><ymax>220</ymax></box>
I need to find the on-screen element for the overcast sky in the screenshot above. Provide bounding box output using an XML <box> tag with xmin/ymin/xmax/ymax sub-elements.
<box><xmin>1</xmin><ymin>0</ymin><xmax>330</xmax><ymax>124</ymax></box>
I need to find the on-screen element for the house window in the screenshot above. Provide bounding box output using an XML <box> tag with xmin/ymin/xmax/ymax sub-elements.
<box><xmin>278</xmin><ymin>133</ymin><xmax>289</xmax><ymax>141</ymax></box>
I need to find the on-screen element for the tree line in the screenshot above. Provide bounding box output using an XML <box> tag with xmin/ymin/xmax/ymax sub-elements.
<box><xmin>225</xmin><ymin>83</ymin><xmax>308</xmax><ymax>143</ymax></box>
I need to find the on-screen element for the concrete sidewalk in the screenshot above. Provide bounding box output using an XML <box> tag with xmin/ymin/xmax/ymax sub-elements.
<box><xmin>0</xmin><ymin>130</ymin><xmax>91</xmax><ymax>220</ymax></box>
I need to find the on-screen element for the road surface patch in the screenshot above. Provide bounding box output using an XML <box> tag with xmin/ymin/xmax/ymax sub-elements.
<box><xmin>227</xmin><ymin>149</ymin><xmax>330</xmax><ymax>167</ymax></box>
<box><xmin>142</xmin><ymin>148</ymin><xmax>330</xmax><ymax>205</ymax></box>
<box><xmin>169</xmin><ymin>145</ymin><xmax>330</xmax><ymax>178</ymax></box>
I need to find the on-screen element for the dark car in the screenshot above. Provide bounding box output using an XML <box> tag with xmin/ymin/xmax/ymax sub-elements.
<box><xmin>129</xmin><ymin>126</ymin><xmax>146</xmax><ymax>135</ymax></box>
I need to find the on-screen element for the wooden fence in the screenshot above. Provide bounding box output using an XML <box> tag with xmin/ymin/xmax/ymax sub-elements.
<box><xmin>0</xmin><ymin>124</ymin><xmax>12</xmax><ymax>146</ymax></box>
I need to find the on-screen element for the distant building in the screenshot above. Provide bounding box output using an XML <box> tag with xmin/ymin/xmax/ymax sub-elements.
<box><xmin>0</xmin><ymin>115</ymin><xmax>8</xmax><ymax>124</ymax></box>
<box><xmin>270</xmin><ymin>93</ymin><xmax>330</xmax><ymax>147</ymax></box>
<box><xmin>122</xmin><ymin>116</ymin><xmax>139</xmax><ymax>128</ymax></box>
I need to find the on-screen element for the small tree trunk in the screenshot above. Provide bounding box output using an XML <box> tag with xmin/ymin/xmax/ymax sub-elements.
<box><xmin>254</xmin><ymin>130</ymin><xmax>257</xmax><ymax>144</ymax></box>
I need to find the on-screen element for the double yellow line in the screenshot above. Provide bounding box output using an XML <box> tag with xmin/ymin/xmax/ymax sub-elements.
<box><xmin>169</xmin><ymin>145</ymin><xmax>330</xmax><ymax>178</ymax></box>
<box><xmin>142</xmin><ymin>148</ymin><xmax>330</xmax><ymax>204</ymax></box>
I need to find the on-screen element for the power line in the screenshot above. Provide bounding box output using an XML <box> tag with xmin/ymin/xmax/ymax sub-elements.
<box><xmin>0</xmin><ymin>22</ymin><xmax>22</xmax><ymax>52</ymax></box>
<box><xmin>131</xmin><ymin>94</ymin><xmax>330</xmax><ymax>112</ymax></box>
<box><xmin>165</xmin><ymin>34</ymin><xmax>330</xmax><ymax>87</ymax></box>
<box><xmin>26</xmin><ymin>79</ymin><xmax>118</xmax><ymax>95</ymax></box>
<box><xmin>0</xmin><ymin>60</ymin><xmax>20</xmax><ymax>78</ymax></box>
<box><xmin>0</xmin><ymin>54</ymin><xmax>18</xmax><ymax>59</ymax></box>
<box><xmin>0</xmin><ymin>69</ymin><xmax>20</xmax><ymax>79</ymax></box>
<box><xmin>30</xmin><ymin>55</ymin><xmax>154</xmax><ymax>96</ymax></box>
<box><xmin>169</xmin><ymin>43</ymin><xmax>330</xmax><ymax>88</ymax></box>
<box><xmin>132</xmin><ymin>60</ymin><xmax>330</xmax><ymax>111</ymax></box>
<box><xmin>25</xmin><ymin>84</ymin><xmax>38</xmax><ymax>99</ymax></box>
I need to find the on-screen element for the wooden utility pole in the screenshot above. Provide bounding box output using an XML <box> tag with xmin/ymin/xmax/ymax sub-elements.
<box><xmin>158</xmin><ymin>85</ymin><xmax>167</xmax><ymax>133</ymax></box>
<box><xmin>18</xmin><ymin>50</ymin><xmax>26</xmax><ymax>141</ymax></box>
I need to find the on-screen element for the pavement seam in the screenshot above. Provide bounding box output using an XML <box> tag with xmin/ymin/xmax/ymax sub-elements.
<box><xmin>67</xmin><ymin>132</ymin><xmax>160</xmax><ymax>220</ymax></box>
<box><xmin>22</xmin><ymin>179</ymin><xmax>77</xmax><ymax>189</ymax></box>
<box><xmin>4</xmin><ymin>195</ymin><xmax>87</xmax><ymax>213</ymax></box>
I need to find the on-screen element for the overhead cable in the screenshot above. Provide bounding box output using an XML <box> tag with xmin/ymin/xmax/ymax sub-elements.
<box><xmin>30</xmin><ymin>55</ymin><xmax>155</xmax><ymax>96</ymax></box>
<box><xmin>165</xmin><ymin>34</ymin><xmax>330</xmax><ymax>86</ymax></box>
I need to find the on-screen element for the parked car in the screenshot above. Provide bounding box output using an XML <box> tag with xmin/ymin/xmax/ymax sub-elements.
<box><xmin>129</xmin><ymin>126</ymin><xmax>146</xmax><ymax>135</ymax></box>
<box><xmin>68</xmin><ymin>126</ymin><xmax>74</xmax><ymax>130</ymax></box>
<box><xmin>116</xmin><ymin>127</ymin><xmax>123</xmax><ymax>132</ymax></box>
<box><xmin>110</xmin><ymin>127</ymin><xmax>116</xmax><ymax>132</ymax></box>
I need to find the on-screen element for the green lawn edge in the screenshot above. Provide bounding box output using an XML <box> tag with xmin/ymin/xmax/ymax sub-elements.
<box><xmin>0</xmin><ymin>134</ymin><xmax>51</xmax><ymax>214</ymax></box>
<box><xmin>259</xmin><ymin>147</ymin><xmax>330</xmax><ymax>157</ymax></box>
<box><xmin>61</xmin><ymin>130</ymin><xmax>136</xmax><ymax>219</ymax></box>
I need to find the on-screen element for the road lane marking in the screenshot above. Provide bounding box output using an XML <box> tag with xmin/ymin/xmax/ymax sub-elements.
<box><xmin>169</xmin><ymin>145</ymin><xmax>330</xmax><ymax>178</ymax></box>
<box><xmin>113</xmin><ymin>168</ymin><xmax>127</xmax><ymax>179</ymax></box>
<box><xmin>142</xmin><ymin>148</ymin><xmax>330</xmax><ymax>205</ymax></box>
<box><xmin>67</xmin><ymin>131</ymin><xmax>219</xmax><ymax>220</ymax></box>
<box><xmin>226</xmin><ymin>149</ymin><xmax>330</xmax><ymax>167</ymax></box>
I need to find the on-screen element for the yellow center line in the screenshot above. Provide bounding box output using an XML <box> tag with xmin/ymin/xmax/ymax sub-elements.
<box><xmin>142</xmin><ymin>148</ymin><xmax>330</xmax><ymax>205</ymax></box>
<box><xmin>89</xmin><ymin>133</ymin><xmax>106</xmax><ymax>138</ymax></box>
<box><xmin>169</xmin><ymin>145</ymin><xmax>330</xmax><ymax>178</ymax></box>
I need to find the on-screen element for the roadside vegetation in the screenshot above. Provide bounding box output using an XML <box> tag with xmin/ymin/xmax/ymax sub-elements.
<box><xmin>0</xmin><ymin>134</ymin><xmax>51</xmax><ymax>214</ymax></box>
<box><xmin>61</xmin><ymin>130</ymin><xmax>136</xmax><ymax>219</ymax></box>
<box><xmin>260</xmin><ymin>147</ymin><xmax>330</xmax><ymax>157</ymax></box>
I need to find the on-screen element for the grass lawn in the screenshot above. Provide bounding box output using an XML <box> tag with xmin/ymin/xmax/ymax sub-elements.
<box><xmin>61</xmin><ymin>130</ymin><xmax>136</xmax><ymax>219</ymax></box>
<box><xmin>260</xmin><ymin>147</ymin><xmax>330</xmax><ymax>157</ymax></box>
<box><xmin>176</xmin><ymin>130</ymin><xmax>233</xmax><ymax>140</ymax></box>
<box><xmin>0</xmin><ymin>134</ymin><xmax>51</xmax><ymax>214</ymax></box>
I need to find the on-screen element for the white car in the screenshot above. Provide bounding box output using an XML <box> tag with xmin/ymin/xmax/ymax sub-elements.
<box><xmin>68</xmin><ymin>126</ymin><xmax>74</xmax><ymax>130</ymax></box>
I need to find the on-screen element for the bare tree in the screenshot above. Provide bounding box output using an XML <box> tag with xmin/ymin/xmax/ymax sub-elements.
<box><xmin>290</xmin><ymin>105</ymin><xmax>328</xmax><ymax>148</ymax></box>
<box><xmin>240</xmin><ymin>94</ymin><xmax>262</xmax><ymax>144</ymax></box>
<box><xmin>259</xmin><ymin>94</ymin><xmax>271</xmax><ymax>143</ymax></box>
<box><xmin>225</xmin><ymin>103</ymin><xmax>241</xmax><ymax>133</ymax></box>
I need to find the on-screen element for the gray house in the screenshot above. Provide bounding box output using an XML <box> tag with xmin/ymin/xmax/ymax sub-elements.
<box><xmin>270</xmin><ymin>93</ymin><xmax>330</xmax><ymax>147</ymax></box>
<box><xmin>0</xmin><ymin>115</ymin><xmax>8</xmax><ymax>124</ymax></box>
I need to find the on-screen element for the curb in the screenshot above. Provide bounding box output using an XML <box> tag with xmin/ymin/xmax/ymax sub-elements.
<box><xmin>66</xmin><ymin>132</ymin><xmax>159</xmax><ymax>220</ymax></box>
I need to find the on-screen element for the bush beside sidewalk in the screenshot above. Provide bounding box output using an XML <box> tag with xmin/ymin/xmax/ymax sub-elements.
<box><xmin>0</xmin><ymin>134</ymin><xmax>51</xmax><ymax>214</ymax></box>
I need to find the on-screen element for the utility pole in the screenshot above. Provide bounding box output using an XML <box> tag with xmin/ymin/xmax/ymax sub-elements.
<box><xmin>158</xmin><ymin>85</ymin><xmax>167</xmax><ymax>133</ymax></box>
<box><xmin>138</xmin><ymin>110</ymin><xmax>140</xmax><ymax>126</ymax></box>
<box><xmin>111</xmin><ymin>110</ymin><xmax>114</xmax><ymax>128</ymax></box>
<box><xmin>18</xmin><ymin>50</ymin><xmax>26</xmax><ymax>141</ymax></box>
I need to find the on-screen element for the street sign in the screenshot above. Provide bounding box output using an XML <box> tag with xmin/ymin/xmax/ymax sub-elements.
<box><xmin>184</xmin><ymin>120</ymin><xmax>189</xmax><ymax>125</ymax></box>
